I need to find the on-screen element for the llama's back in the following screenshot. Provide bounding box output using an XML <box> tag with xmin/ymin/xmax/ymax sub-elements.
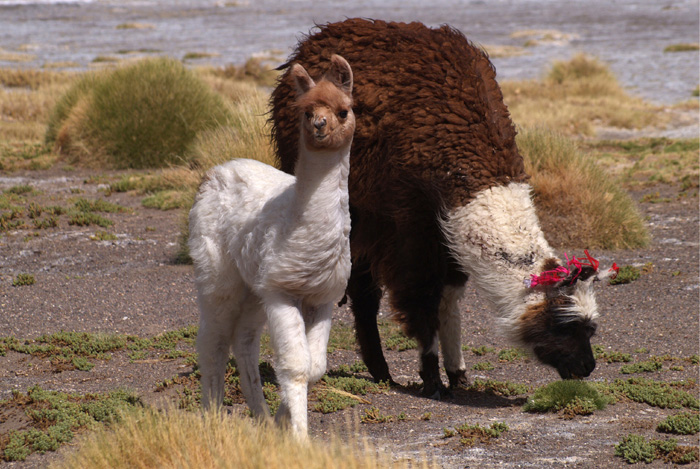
<box><xmin>271</xmin><ymin>18</ymin><xmax>527</xmax><ymax>211</ymax></box>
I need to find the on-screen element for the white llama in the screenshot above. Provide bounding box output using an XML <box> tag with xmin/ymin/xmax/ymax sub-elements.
<box><xmin>188</xmin><ymin>55</ymin><xmax>355</xmax><ymax>438</ymax></box>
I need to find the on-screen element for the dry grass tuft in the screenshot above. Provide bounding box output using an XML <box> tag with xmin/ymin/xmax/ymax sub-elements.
<box><xmin>53</xmin><ymin>408</ymin><xmax>429</xmax><ymax>469</ymax></box>
<box><xmin>501</xmin><ymin>54</ymin><xmax>666</xmax><ymax>135</ymax></box>
<box><xmin>519</xmin><ymin>128</ymin><xmax>649</xmax><ymax>249</ymax></box>
<box><xmin>663</xmin><ymin>43</ymin><xmax>699</xmax><ymax>53</ymax></box>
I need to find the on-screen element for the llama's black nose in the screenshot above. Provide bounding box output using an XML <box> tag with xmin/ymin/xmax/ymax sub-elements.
<box><xmin>314</xmin><ymin>117</ymin><xmax>327</xmax><ymax>130</ymax></box>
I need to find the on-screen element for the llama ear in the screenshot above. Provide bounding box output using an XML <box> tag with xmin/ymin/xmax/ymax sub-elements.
<box><xmin>290</xmin><ymin>63</ymin><xmax>315</xmax><ymax>95</ymax></box>
<box><xmin>326</xmin><ymin>54</ymin><xmax>353</xmax><ymax>95</ymax></box>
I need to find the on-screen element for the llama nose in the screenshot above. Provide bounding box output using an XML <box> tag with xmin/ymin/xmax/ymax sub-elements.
<box><xmin>314</xmin><ymin>117</ymin><xmax>327</xmax><ymax>130</ymax></box>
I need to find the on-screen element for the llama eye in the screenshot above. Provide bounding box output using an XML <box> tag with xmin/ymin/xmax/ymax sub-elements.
<box><xmin>338</xmin><ymin>110</ymin><xmax>348</xmax><ymax>119</ymax></box>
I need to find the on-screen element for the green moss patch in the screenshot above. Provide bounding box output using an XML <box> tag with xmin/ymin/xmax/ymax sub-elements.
<box><xmin>599</xmin><ymin>378</ymin><xmax>698</xmax><ymax>410</ymax></box>
<box><xmin>0</xmin><ymin>326</ymin><xmax>197</xmax><ymax>372</ymax></box>
<box><xmin>0</xmin><ymin>386</ymin><xmax>142</xmax><ymax>462</ymax></box>
<box><xmin>443</xmin><ymin>421</ymin><xmax>509</xmax><ymax>446</ymax></box>
<box><xmin>620</xmin><ymin>358</ymin><xmax>664</xmax><ymax>374</ymax></box>
<box><xmin>657</xmin><ymin>412</ymin><xmax>700</xmax><ymax>435</ymax></box>
<box><xmin>468</xmin><ymin>379</ymin><xmax>530</xmax><ymax>397</ymax></box>
<box><xmin>609</xmin><ymin>265</ymin><xmax>642</xmax><ymax>285</ymax></box>
<box><xmin>12</xmin><ymin>273</ymin><xmax>35</xmax><ymax>287</ymax></box>
<box><xmin>379</xmin><ymin>321</ymin><xmax>418</xmax><ymax>351</ymax></box>
<box><xmin>593</xmin><ymin>345</ymin><xmax>632</xmax><ymax>363</ymax></box>
<box><xmin>523</xmin><ymin>380</ymin><xmax>610</xmax><ymax>418</ymax></box>
<box><xmin>615</xmin><ymin>434</ymin><xmax>698</xmax><ymax>464</ymax></box>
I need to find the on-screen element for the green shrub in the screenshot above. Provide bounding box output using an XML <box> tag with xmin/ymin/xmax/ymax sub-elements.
<box><xmin>46</xmin><ymin>57</ymin><xmax>231</xmax><ymax>169</ymax></box>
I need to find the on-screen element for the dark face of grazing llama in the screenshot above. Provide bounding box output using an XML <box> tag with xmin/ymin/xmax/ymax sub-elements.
<box><xmin>519</xmin><ymin>264</ymin><xmax>599</xmax><ymax>379</ymax></box>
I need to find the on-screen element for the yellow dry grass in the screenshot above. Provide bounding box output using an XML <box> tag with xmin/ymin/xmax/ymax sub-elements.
<box><xmin>519</xmin><ymin>128</ymin><xmax>649</xmax><ymax>249</ymax></box>
<box><xmin>52</xmin><ymin>408</ymin><xmax>431</xmax><ymax>469</ymax></box>
<box><xmin>501</xmin><ymin>54</ymin><xmax>667</xmax><ymax>135</ymax></box>
<box><xmin>0</xmin><ymin>68</ymin><xmax>75</xmax><ymax>143</ymax></box>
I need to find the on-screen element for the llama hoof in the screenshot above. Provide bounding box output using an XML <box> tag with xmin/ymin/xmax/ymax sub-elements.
<box><xmin>447</xmin><ymin>368</ymin><xmax>469</xmax><ymax>389</ymax></box>
<box><xmin>421</xmin><ymin>382</ymin><xmax>448</xmax><ymax>400</ymax></box>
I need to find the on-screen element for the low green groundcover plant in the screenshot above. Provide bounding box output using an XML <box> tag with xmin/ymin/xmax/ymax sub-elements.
<box><xmin>443</xmin><ymin>421</ymin><xmax>509</xmax><ymax>446</ymax></box>
<box><xmin>0</xmin><ymin>386</ymin><xmax>142</xmax><ymax>462</ymax></box>
<box><xmin>600</xmin><ymin>378</ymin><xmax>699</xmax><ymax>410</ymax></box>
<box><xmin>657</xmin><ymin>412</ymin><xmax>700</xmax><ymax>435</ymax></box>
<box><xmin>523</xmin><ymin>380</ymin><xmax>609</xmax><ymax>417</ymax></box>
<box><xmin>609</xmin><ymin>264</ymin><xmax>642</xmax><ymax>285</ymax></box>
<box><xmin>614</xmin><ymin>434</ymin><xmax>698</xmax><ymax>464</ymax></box>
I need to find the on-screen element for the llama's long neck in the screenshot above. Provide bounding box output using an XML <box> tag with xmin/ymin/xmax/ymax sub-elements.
<box><xmin>441</xmin><ymin>182</ymin><xmax>556</xmax><ymax>329</ymax></box>
<box><xmin>292</xmin><ymin>140</ymin><xmax>351</xmax><ymax>223</ymax></box>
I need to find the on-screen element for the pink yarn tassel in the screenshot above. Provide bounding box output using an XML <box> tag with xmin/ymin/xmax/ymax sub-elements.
<box><xmin>525</xmin><ymin>250</ymin><xmax>616</xmax><ymax>288</ymax></box>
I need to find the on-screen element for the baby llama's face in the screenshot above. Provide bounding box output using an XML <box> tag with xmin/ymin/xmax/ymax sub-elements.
<box><xmin>298</xmin><ymin>80</ymin><xmax>355</xmax><ymax>152</ymax></box>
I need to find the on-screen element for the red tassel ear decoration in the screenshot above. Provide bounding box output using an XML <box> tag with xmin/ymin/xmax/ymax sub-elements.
<box><xmin>525</xmin><ymin>251</ymin><xmax>617</xmax><ymax>288</ymax></box>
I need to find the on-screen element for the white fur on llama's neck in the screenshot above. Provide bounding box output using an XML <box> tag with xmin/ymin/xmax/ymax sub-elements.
<box><xmin>264</xmin><ymin>140</ymin><xmax>352</xmax><ymax>305</ymax></box>
<box><xmin>441</xmin><ymin>182</ymin><xmax>599</xmax><ymax>340</ymax></box>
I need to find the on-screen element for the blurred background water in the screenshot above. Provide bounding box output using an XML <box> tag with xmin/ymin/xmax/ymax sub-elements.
<box><xmin>0</xmin><ymin>0</ymin><xmax>698</xmax><ymax>104</ymax></box>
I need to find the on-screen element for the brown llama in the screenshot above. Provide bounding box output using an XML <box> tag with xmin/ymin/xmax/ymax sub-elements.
<box><xmin>270</xmin><ymin>19</ymin><xmax>615</xmax><ymax>398</ymax></box>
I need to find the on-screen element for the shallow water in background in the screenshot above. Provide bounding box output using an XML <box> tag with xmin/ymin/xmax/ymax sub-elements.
<box><xmin>0</xmin><ymin>0</ymin><xmax>698</xmax><ymax>104</ymax></box>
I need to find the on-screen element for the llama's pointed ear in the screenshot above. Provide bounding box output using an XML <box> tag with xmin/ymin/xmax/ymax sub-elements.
<box><xmin>326</xmin><ymin>54</ymin><xmax>353</xmax><ymax>95</ymax></box>
<box><xmin>290</xmin><ymin>63</ymin><xmax>315</xmax><ymax>95</ymax></box>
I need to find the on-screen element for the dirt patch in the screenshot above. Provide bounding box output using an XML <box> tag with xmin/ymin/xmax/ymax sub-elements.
<box><xmin>0</xmin><ymin>166</ymin><xmax>698</xmax><ymax>468</ymax></box>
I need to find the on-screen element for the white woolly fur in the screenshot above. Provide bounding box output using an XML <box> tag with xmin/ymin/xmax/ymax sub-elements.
<box><xmin>189</xmin><ymin>56</ymin><xmax>353</xmax><ymax>439</ymax></box>
<box><xmin>441</xmin><ymin>182</ymin><xmax>599</xmax><ymax>343</ymax></box>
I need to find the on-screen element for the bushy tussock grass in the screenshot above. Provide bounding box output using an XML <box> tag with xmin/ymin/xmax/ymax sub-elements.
<box><xmin>55</xmin><ymin>408</ymin><xmax>427</xmax><ymax>469</ymax></box>
<box><xmin>502</xmin><ymin>54</ymin><xmax>665</xmax><ymax>135</ymax></box>
<box><xmin>518</xmin><ymin>128</ymin><xmax>649</xmax><ymax>249</ymax></box>
<box><xmin>46</xmin><ymin>57</ymin><xmax>232</xmax><ymax>169</ymax></box>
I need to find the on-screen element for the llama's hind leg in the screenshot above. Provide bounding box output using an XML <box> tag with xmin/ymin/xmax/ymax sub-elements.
<box><xmin>197</xmin><ymin>297</ymin><xmax>236</xmax><ymax>410</ymax></box>
<box><xmin>438</xmin><ymin>284</ymin><xmax>468</xmax><ymax>388</ymax></box>
<box><xmin>392</xmin><ymin>286</ymin><xmax>445</xmax><ymax>399</ymax></box>
<box><xmin>304</xmin><ymin>302</ymin><xmax>333</xmax><ymax>384</ymax></box>
<box><xmin>231</xmin><ymin>296</ymin><xmax>269</xmax><ymax>419</ymax></box>
<box><xmin>264</xmin><ymin>294</ymin><xmax>310</xmax><ymax>438</ymax></box>
<box><xmin>347</xmin><ymin>263</ymin><xmax>390</xmax><ymax>383</ymax></box>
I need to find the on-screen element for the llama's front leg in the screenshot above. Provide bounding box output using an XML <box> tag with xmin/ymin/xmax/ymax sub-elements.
<box><xmin>438</xmin><ymin>284</ymin><xmax>468</xmax><ymax>388</ymax></box>
<box><xmin>265</xmin><ymin>294</ymin><xmax>310</xmax><ymax>439</ymax></box>
<box><xmin>304</xmin><ymin>302</ymin><xmax>333</xmax><ymax>383</ymax></box>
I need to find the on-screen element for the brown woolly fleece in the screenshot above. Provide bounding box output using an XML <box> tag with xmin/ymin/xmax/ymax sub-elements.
<box><xmin>270</xmin><ymin>18</ymin><xmax>529</xmax><ymax>391</ymax></box>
